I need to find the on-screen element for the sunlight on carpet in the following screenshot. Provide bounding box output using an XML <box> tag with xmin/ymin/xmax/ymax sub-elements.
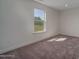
<box><xmin>47</xmin><ymin>38</ymin><xmax>67</xmax><ymax>42</ymax></box>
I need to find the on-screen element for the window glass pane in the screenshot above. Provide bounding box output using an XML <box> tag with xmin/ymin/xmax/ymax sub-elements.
<box><xmin>34</xmin><ymin>8</ymin><xmax>45</xmax><ymax>32</ymax></box>
<box><xmin>34</xmin><ymin>20</ymin><xmax>44</xmax><ymax>32</ymax></box>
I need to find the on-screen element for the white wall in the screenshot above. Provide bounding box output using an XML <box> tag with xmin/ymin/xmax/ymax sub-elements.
<box><xmin>59</xmin><ymin>8</ymin><xmax>79</xmax><ymax>37</ymax></box>
<box><xmin>0</xmin><ymin>0</ymin><xmax>3</xmax><ymax>51</ymax></box>
<box><xmin>0</xmin><ymin>0</ymin><xmax>59</xmax><ymax>54</ymax></box>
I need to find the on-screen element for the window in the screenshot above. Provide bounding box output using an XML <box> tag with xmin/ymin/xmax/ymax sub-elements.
<box><xmin>34</xmin><ymin>8</ymin><xmax>46</xmax><ymax>33</ymax></box>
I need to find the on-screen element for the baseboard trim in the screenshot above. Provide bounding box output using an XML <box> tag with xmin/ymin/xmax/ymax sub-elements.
<box><xmin>0</xmin><ymin>41</ymin><xmax>30</xmax><ymax>54</ymax></box>
<box><xmin>0</xmin><ymin>34</ymin><xmax>58</xmax><ymax>54</ymax></box>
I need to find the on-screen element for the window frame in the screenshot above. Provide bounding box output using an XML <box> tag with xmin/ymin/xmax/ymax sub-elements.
<box><xmin>33</xmin><ymin>8</ymin><xmax>46</xmax><ymax>33</ymax></box>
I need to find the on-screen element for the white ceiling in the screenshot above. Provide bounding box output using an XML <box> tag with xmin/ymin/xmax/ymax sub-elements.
<box><xmin>34</xmin><ymin>0</ymin><xmax>79</xmax><ymax>10</ymax></box>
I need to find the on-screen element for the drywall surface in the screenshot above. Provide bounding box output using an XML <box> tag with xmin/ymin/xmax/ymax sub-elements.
<box><xmin>0</xmin><ymin>0</ymin><xmax>3</xmax><ymax>51</ymax></box>
<box><xmin>60</xmin><ymin>8</ymin><xmax>79</xmax><ymax>37</ymax></box>
<box><xmin>0</xmin><ymin>0</ymin><xmax>59</xmax><ymax>54</ymax></box>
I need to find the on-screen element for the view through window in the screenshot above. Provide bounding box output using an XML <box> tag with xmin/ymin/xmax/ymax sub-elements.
<box><xmin>34</xmin><ymin>8</ymin><xmax>46</xmax><ymax>32</ymax></box>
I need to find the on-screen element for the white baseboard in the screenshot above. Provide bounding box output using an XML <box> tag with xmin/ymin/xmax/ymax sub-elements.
<box><xmin>0</xmin><ymin>41</ymin><xmax>29</xmax><ymax>54</ymax></box>
<box><xmin>0</xmin><ymin>34</ymin><xmax>58</xmax><ymax>54</ymax></box>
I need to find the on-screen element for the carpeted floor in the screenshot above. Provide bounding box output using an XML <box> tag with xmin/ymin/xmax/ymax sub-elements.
<box><xmin>1</xmin><ymin>34</ymin><xmax>79</xmax><ymax>59</ymax></box>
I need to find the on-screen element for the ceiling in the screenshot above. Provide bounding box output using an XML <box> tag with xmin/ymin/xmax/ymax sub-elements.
<box><xmin>34</xmin><ymin>0</ymin><xmax>79</xmax><ymax>10</ymax></box>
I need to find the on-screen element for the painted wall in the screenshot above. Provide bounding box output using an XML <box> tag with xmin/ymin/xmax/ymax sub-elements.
<box><xmin>0</xmin><ymin>0</ymin><xmax>59</xmax><ymax>54</ymax></box>
<box><xmin>60</xmin><ymin>8</ymin><xmax>79</xmax><ymax>37</ymax></box>
<box><xmin>0</xmin><ymin>0</ymin><xmax>3</xmax><ymax>51</ymax></box>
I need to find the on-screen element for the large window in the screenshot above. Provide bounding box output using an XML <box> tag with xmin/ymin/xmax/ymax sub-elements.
<box><xmin>34</xmin><ymin>8</ymin><xmax>46</xmax><ymax>33</ymax></box>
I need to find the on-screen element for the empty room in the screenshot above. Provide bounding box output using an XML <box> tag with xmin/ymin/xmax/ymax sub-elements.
<box><xmin>1</xmin><ymin>0</ymin><xmax>79</xmax><ymax>59</ymax></box>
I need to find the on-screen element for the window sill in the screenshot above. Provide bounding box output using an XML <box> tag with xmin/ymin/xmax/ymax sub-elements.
<box><xmin>33</xmin><ymin>30</ymin><xmax>46</xmax><ymax>34</ymax></box>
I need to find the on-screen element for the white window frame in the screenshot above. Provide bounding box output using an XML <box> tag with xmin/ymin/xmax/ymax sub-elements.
<box><xmin>33</xmin><ymin>8</ymin><xmax>46</xmax><ymax>33</ymax></box>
